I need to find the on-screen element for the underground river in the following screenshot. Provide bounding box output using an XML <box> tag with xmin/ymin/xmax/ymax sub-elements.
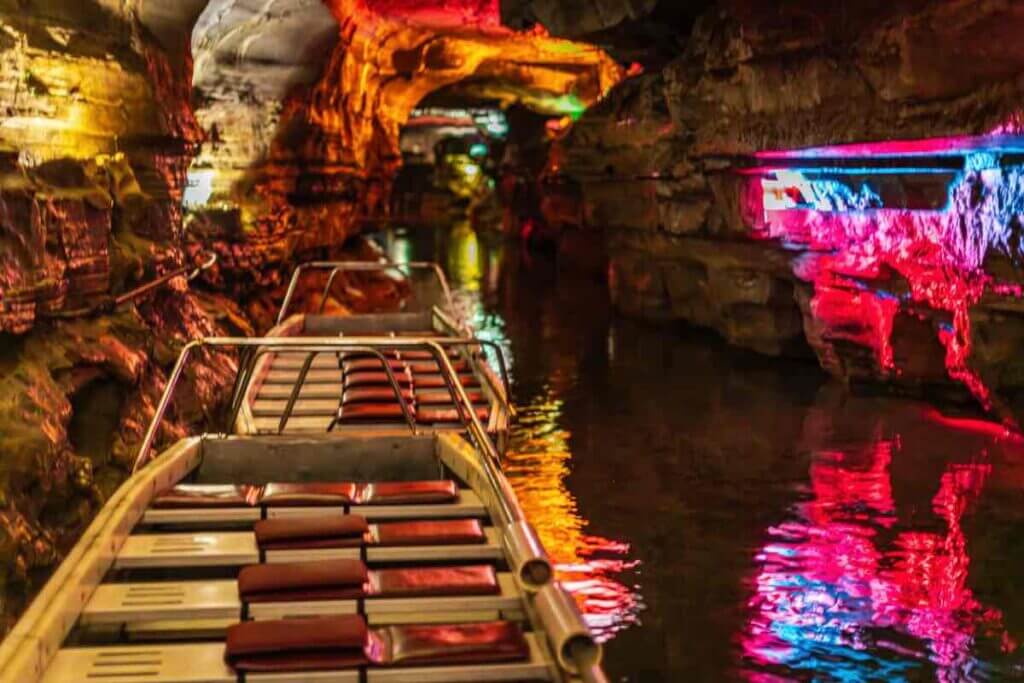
<box><xmin>382</xmin><ymin>222</ymin><xmax>1024</xmax><ymax>681</ymax></box>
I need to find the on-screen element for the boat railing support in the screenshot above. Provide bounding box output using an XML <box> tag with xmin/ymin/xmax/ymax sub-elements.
<box><xmin>128</xmin><ymin>336</ymin><xmax>604</xmax><ymax>682</ymax></box>
<box><xmin>132</xmin><ymin>340</ymin><xmax>204</xmax><ymax>474</ymax></box>
<box><xmin>133</xmin><ymin>337</ymin><xmax>477</xmax><ymax>472</ymax></box>
<box><xmin>277</xmin><ymin>261</ymin><xmax>457</xmax><ymax>325</ymax></box>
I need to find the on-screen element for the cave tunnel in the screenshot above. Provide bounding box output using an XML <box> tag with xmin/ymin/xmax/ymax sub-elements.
<box><xmin>3</xmin><ymin>1</ymin><xmax>1024</xmax><ymax>681</ymax></box>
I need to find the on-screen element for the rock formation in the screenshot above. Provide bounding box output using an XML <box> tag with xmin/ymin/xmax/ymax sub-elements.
<box><xmin>0</xmin><ymin>0</ymin><xmax>621</xmax><ymax>626</ymax></box>
<box><xmin>523</xmin><ymin>0</ymin><xmax>1024</xmax><ymax>424</ymax></box>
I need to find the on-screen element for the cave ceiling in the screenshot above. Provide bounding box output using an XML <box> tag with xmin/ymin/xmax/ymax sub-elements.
<box><xmin>144</xmin><ymin>0</ymin><xmax>623</xmax><ymax>209</ymax></box>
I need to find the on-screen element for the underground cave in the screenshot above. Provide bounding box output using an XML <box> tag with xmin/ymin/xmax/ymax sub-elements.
<box><xmin>1</xmin><ymin>1</ymin><xmax>1024</xmax><ymax>680</ymax></box>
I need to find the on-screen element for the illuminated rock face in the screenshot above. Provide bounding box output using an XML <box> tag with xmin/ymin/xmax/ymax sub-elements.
<box><xmin>0</xmin><ymin>1</ymin><xmax>229</xmax><ymax>620</ymax></box>
<box><xmin>0</xmin><ymin>2</ymin><xmax>201</xmax><ymax>334</ymax></box>
<box><xmin>540</xmin><ymin>1</ymin><xmax>1024</xmax><ymax>421</ymax></box>
<box><xmin>184</xmin><ymin>0</ymin><xmax>619</xmax><ymax>297</ymax></box>
<box><xmin>0</xmin><ymin>0</ymin><xmax>622</xmax><ymax>622</ymax></box>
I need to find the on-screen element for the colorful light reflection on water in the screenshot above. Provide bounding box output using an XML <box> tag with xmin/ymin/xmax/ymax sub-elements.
<box><xmin>742</xmin><ymin>406</ymin><xmax>1024</xmax><ymax>682</ymax></box>
<box><xmin>387</xmin><ymin>221</ymin><xmax>1024</xmax><ymax>678</ymax></box>
<box><xmin>390</xmin><ymin>222</ymin><xmax>640</xmax><ymax>641</ymax></box>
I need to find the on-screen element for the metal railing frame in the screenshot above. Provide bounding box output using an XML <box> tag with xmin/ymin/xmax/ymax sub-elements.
<box><xmin>276</xmin><ymin>262</ymin><xmax>456</xmax><ymax>326</ymax></box>
<box><xmin>223</xmin><ymin>347</ymin><xmax>417</xmax><ymax>436</ymax></box>
<box><xmin>44</xmin><ymin>251</ymin><xmax>218</xmax><ymax>319</ymax></box>
<box><xmin>128</xmin><ymin>335</ymin><xmax>602</xmax><ymax>682</ymax></box>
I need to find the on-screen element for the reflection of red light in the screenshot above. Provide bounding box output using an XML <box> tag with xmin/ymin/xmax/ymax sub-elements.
<box><xmin>924</xmin><ymin>408</ymin><xmax>1024</xmax><ymax>443</ymax></box>
<box><xmin>366</xmin><ymin>0</ymin><xmax>501</xmax><ymax>29</ymax></box>
<box><xmin>743</xmin><ymin>433</ymin><xmax>1015</xmax><ymax>679</ymax></box>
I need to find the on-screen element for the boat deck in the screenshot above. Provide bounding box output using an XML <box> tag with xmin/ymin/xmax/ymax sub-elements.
<box><xmin>13</xmin><ymin>431</ymin><xmax>586</xmax><ymax>683</ymax></box>
<box><xmin>247</xmin><ymin>348</ymin><xmax>496</xmax><ymax>434</ymax></box>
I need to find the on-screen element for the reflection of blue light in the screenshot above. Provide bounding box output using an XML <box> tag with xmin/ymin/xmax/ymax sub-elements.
<box><xmin>965</xmin><ymin>152</ymin><xmax>1000</xmax><ymax>172</ymax></box>
<box><xmin>763</xmin><ymin>171</ymin><xmax>882</xmax><ymax>212</ymax></box>
<box><xmin>795</xmin><ymin>167</ymin><xmax>957</xmax><ymax>175</ymax></box>
<box><xmin>473</xmin><ymin>109</ymin><xmax>509</xmax><ymax>139</ymax></box>
<box><xmin>469</xmin><ymin>143</ymin><xmax>488</xmax><ymax>159</ymax></box>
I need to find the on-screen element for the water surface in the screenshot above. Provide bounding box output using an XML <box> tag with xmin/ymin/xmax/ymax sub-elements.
<box><xmin>387</xmin><ymin>223</ymin><xmax>1024</xmax><ymax>682</ymax></box>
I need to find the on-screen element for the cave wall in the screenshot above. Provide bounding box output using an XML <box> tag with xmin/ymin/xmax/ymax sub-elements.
<box><xmin>0</xmin><ymin>0</ymin><xmax>245</xmax><ymax>622</ymax></box>
<box><xmin>532</xmin><ymin>1</ymin><xmax>1024</xmax><ymax>422</ymax></box>
<box><xmin>0</xmin><ymin>0</ymin><xmax>625</xmax><ymax>624</ymax></box>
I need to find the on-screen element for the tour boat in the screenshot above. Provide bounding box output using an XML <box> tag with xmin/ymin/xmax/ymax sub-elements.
<box><xmin>0</xmin><ymin>265</ymin><xmax>606</xmax><ymax>682</ymax></box>
<box><xmin>237</xmin><ymin>262</ymin><xmax>513</xmax><ymax>452</ymax></box>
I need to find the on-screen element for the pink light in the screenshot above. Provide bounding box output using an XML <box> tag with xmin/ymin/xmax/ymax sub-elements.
<box><xmin>755</xmin><ymin>134</ymin><xmax>1024</xmax><ymax>160</ymax></box>
<box><xmin>364</xmin><ymin>0</ymin><xmax>502</xmax><ymax>30</ymax></box>
<box><xmin>742</xmin><ymin>434</ymin><xmax>1016</xmax><ymax>680</ymax></box>
<box><xmin>755</xmin><ymin>150</ymin><xmax>1024</xmax><ymax>419</ymax></box>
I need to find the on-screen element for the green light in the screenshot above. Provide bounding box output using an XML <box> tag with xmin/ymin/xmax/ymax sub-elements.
<box><xmin>469</xmin><ymin>143</ymin><xmax>488</xmax><ymax>159</ymax></box>
<box><xmin>556</xmin><ymin>94</ymin><xmax>587</xmax><ymax>120</ymax></box>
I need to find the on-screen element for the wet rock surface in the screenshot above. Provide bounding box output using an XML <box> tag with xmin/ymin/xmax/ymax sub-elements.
<box><xmin>531</xmin><ymin>0</ymin><xmax>1024</xmax><ymax>422</ymax></box>
<box><xmin>0</xmin><ymin>0</ymin><xmax>623</xmax><ymax>626</ymax></box>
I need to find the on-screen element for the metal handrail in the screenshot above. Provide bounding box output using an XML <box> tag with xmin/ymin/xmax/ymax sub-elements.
<box><xmin>222</xmin><ymin>346</ymin><xmax>417</xmax><ymax>436</ymax></box>
<box><xmin>276</xmin><ymin>261</ymin><xmax>456</xmax><ymax>325</ymax></box>
<box><xmin>423</xmin><ymin>337</ymin><xmax>514</xmax><ymax>419</ymax></box>
<box><xmin>45</xmin><ymin>251</ymin><xmax>218</xmax><ymax>319</ymax></box>
<box><xmin>127</xmin><ymin>335</ymin><xmax>604</xmax><ymax>683</ymax></box>
<box><xmin>132</xmin><ymin>337</ymin><xmax>505</xmax><ymax>476</ymax></box>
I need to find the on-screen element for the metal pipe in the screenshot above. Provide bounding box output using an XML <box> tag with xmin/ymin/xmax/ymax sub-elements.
<box><xmin>47</xmin><ymin>251</ymin><xmax>217</xmax><ymax>320</ymax></box>
<box><xmin>421</xmin><ymin>339</ymin><xmax>525</xmax><ymax>527</ymax></box>
<box><xmin>317</xmin><ymin>268</ymin><xmax>344</xmax><ymax>315</ymax></box>
<box><xmin>278</xmin><ymin>352</ymin><xmax>318</xmax><ymax>434</ymax></box>
<box><xmin>131</xmin><ymin>340</ymin><xmax>203</xmax><ymax>473</ymax></box>
<box><xmin>225</xmin><ymin>346</ymin><xmax>258</xmax><ymax>432</ymax></box>
<box><xmin>276</xmin><ymin>263</ymin><xmax>311</xmax><ymax>325</ymax></box>
<box><xmin>133</xmin><ymin>336</ymin><xmax>509</xmax><ymax>495</ymax></box>
<box><xmin>276</xmin><ymin>261</ymin><xmax>457</xmax><ymax>325</ymax></box>
<box><xmin>433</xmin><ymin>338</ymin><xmax>512</xmax><ymax>411</ymax></box>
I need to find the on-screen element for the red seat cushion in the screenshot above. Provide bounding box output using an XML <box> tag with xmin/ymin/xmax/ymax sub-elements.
<box><xmin>225</xmin><ymin>617</ymin><xmax>528</xmax><ymax>673</ymax></box>
<box><xmin>414</xmin><ymin>390</ymin><xmax>486</xmax><ymax>405</ymax></box>
<box><xmin>368</xmin><ymin>565</ymin><xmax>499</xmax><ymax>598</ymax></box>
<box><xmin>152</xmin><ymin>484</ymin><xmax>260</xmax><ymax>509</ymax></box>
<box><xmin>398</xmin><ymin>349</ymin><xmax>461</xmax><ymax>361</ymax></box>
<box><xmin>341</xmin><ymin>359</ymin><xmax>468</xmax><ymax>374</ymax></box>
<box><xmin>344</xmin><ymin>371</ymin><xmax>414</xmax><ymax>387</ymax></box>
<box><xmin>255</xmin><ymin>515</ymin><xmax>369</xmax><ymax>551</ymax></box>
<box><xmin>343</xmin><ymin>387</ymin><xmax>416</xmax><ymax>404</ymax></box>
<box><xmin>337</xmin><ymin>403</ymin><xmax>414</xmax><ymax>422</ymax></box>
<box><xmin>370</xmin><ymin>519</ymin><xmax>485</xmax><ymax>546</ymax></box>
<box><xmin>238</xmin><ymin>562</ymin><xmax>497</xmax><ymax>602</ymax></box>
<box><xmin>225</xmin><ymin>615</ymin><xmax>368</xmax><ymax>672</ymax></box>
<box><xmin>411</xmin><ymin>374</ymin><xmax>479</xmax><ymax>389</ymax></box>
<box><xmin>407</xmin><ymin>359</ymin><xmax>469</xmax><ymax>374</ymax></box>
<box><xmin>342</xmin><ymin>358</ymin><xmax>409</xmax><ymax>373</ymax></box>
<box><xmin>261</xmin><ymin>483</ymin><xmax>357</xmax><ymax>507</ymax></box>
<box><xmin>380</xmin><ymin>621</ymin><xmax>529</xmax><ymax>666</ymax></box>
<box><xmin>239</xmin><ymin>558</ymin><xmax>368</xmax><ymax>603</ymax></box>
<box><xmin>353</xmin><ymin>480</ymin><xmax>458</xmax><ymax>505</ymax></box>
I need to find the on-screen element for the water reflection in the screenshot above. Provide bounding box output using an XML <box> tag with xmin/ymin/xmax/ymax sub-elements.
<box><xmin>743</xmin><ymin>403</ymin><xmax>1024</xmax><ymax>681</ymax></box>
<box><xmin>384</xmin><ymin>221</ymin><xmax>1024</xmax><ymax>679</ymax></box>
<box><xmin>390</xmin><ymin>221</ymin><xmax>640</xmax><ymax>640</ymax></box>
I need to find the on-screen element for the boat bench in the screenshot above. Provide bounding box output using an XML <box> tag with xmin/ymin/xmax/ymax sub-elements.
<box><xmin>342</xmin><ymin>371</ymin><xmax>479</xmax><ymax>390</ymax></box>
<box><xmin>117</xmin><ymin>516</ymin><xmax>503</xmax><ymax>567</ymax></box>
<box><xmin>45</xmin><ymin>616</ymin><xmax>551</xmax><ymax>682</ymax></box>
<box><xmin>143</xmin><ymin>481</ymin><xmax>487</xmax><ymax>525</ymax></box>
<box><xmin>83</xmin><ymin>559</ymin><xmax>523</xmax><ymax>626</ymax></box>
<box><xmin>341</xmin><ymin>387</ymin><xmax>485</xmax><ymax>405</ymax></box>
<box><xmin>340</xmin><ymin>358</ymin><xmax>470</xmax><ymax>375</ymax></box>
<box><xmin>336</xmin><ymin>403</ymin><xmax>491</xmax><ymax>425</ymax></box>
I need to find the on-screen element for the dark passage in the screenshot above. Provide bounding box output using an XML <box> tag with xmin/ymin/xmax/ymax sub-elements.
<box><xmin>384</xmin><ymin>222</ymin><xmax>1024</xmax><ymax>681</ymax></box>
